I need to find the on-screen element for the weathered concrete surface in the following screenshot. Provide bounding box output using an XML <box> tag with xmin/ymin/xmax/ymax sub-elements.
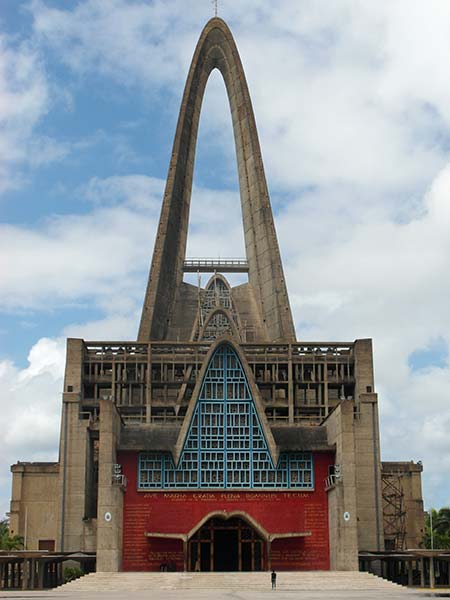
<box><xmin>9</xmin><ymin>462</ymin><xmax>59</xmax><ymax>551</ymax></box>
<box><xmin>382</xmin><ymin>461</ymin><xmax>425</xmax><ymax>548</ymax></box>
<box><xmin>96</xmin><ymin>398</ymin><xmax>124</xmax><ymax>572</ymax></box>
<box><xmin>138</xmin><ymin>17</ymin><xmax>295</xmax><ymax>344</ymax></box>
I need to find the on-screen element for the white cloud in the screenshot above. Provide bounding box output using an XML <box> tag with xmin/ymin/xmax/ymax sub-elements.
<box><xmin>0</xmin><ymin>175</ymin><xmax>161</xmax><ymax>311</ymax></box>
<box><xmin>0</xmin><ymin>174</ymin><xmax>243</xmax><ymax>312</ymax></box>
<box><xmin>277</xmin><ymin>162</ymin><xmax>450</xmax><ymax>507</ymax></box>
<box><xmin>30</xmin><ymin>0</ymin><xmax>207</xmax><ymax>90</ymax></box>
<box><xmin>2</xmin><ymin>0</ymin><xmax>450</xmax><ymax>512</ymax></box>
<box><xmin>0</xmin><ymin>337</ymin><xmax>65</xmax><ymax>520</ymax></box>
<box><xmin>0</xmin><ymin>30</ymin><xmax>81</xmax><ymax>193</ymax></box>
<box><xmin>28</xmin><ymin>1</ymin><xmax>450</xmax><ymax>204</ymax></box>
<box><xmin>0</xmin><ymin>35</ymin><xmax>48</xmax><ymax>191</ymax></box>
<box><xmin>63</xmin><ymin>313</ymin><xmax>139</xmax><ymax>342</ymax></box>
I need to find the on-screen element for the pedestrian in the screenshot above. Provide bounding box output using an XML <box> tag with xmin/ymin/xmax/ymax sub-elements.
<box><xmin>271</xmin><ymin>569</ymin><xmax>277</xmax><ymax>590</ymax></box>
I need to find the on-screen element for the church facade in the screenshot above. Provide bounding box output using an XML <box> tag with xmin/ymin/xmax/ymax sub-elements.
<box><xmin>9</xmin><ymin>18</ymin><xmax>424</xmax><ymax>573</ymax></box>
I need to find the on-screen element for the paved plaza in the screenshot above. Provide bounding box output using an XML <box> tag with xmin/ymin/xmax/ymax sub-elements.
<box><xmin>0</xmin><ymin>588</ymin><xmax>438</xmax><ymax>600</ymax></box>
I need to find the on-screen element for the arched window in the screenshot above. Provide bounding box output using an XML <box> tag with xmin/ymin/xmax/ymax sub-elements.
<box><xmin>201</xmin><ymin>310</ymin><xmax>233</xmax><ymax>341</ymax></box>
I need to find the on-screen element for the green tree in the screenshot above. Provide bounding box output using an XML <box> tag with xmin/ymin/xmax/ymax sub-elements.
<box><xmin>0</xmin><ymin>519</ymin><xmax>23</xmax><ymax>551</ymax></box>
<box><xmin>435</xmin><ymin>507</ymin><xmax>450</xmax><ymax>536</ymax></box>
<box><xmin>423</xmin><ymin>508</ymin><xmax>450</xmax><ymax>549</ymax></box>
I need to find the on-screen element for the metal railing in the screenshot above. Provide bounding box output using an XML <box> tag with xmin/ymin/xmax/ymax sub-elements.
<box><xmin>183</xmin><ymin>258</ymin><xmax>249</xmax><ymax>273</ymax></box>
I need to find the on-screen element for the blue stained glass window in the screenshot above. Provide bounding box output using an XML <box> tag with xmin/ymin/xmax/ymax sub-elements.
<box><xmin>138</xmin><ymin>344</ymin><xmax>314</xmax><ymax>490</ymax></box>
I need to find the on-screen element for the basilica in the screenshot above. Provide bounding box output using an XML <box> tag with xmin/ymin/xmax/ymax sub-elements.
<box><xmin>9</xmin><ymin>17</ymin><xmax>424</xmax><ymax>574</ymax></box>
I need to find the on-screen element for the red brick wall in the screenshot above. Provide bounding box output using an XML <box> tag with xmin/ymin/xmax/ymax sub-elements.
<box><xmin>118</xmin><ymin>451</ymin><xmax>334</xmax><ymax>571</ymax></box>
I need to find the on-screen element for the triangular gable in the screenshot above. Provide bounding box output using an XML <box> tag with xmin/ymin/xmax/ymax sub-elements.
<box><xmin>138</xmin><ymin>343</ymin><xmax>314</xmax><ymax>489</ymax></box>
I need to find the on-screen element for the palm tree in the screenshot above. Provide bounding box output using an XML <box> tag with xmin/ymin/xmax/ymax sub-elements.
<box><xmin>435</xmin><ymin>508</ymin><xmax>450</xmax><ymax>536</ymax></box>
<box><xmin>0</xmin><ymin>519</ymin><xmax>23</xmax><ymax>551</ymax></box>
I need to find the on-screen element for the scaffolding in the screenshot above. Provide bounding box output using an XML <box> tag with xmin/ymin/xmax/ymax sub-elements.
<box><xmin>382</xmin><ymin>472</ymin><xmax>407</xmax><ymax>550</ymax></box>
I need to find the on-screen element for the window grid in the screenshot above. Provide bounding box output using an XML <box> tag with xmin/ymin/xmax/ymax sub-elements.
<box><xmin>138</xmin><ymin>345</ymin><xmax>314</xmax><ymax>490</ymax></box>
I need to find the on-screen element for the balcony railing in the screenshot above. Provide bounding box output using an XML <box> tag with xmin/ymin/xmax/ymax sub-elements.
<box><xmin>183</xmin><ymin>258</ymin><xmax>249</xmax><ymax>273</ymax></box>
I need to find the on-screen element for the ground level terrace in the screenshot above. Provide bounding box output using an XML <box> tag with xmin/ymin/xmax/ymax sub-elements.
<box><xmin>360</xmin><ymin>549</ymin><xmax>450</xmax><ymax>588</ymax></box>
<box><xmin>1</xmin><ymin>551</ymin><xmax>449</xmax><ymax>591</ymax></box>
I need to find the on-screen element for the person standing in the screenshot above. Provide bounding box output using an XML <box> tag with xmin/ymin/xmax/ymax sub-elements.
<box><xmin>271</xmin><ymin>570</ymin><xmax>277</xmax><ymax>590</ymax></box>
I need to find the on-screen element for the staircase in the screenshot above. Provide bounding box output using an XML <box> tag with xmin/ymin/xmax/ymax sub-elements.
<box><xmin>56</xmin><ymin>571</ymin><xmax>407</xmax><ymax>593</ymax></box>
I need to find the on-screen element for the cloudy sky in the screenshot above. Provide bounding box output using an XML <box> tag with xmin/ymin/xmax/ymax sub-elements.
<box><xmin>1</xmin><ymin>0</ymin><xmax>450</xmax><ymax>520</ymax></box>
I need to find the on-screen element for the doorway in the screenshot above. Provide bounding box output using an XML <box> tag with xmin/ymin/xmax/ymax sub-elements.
<box><xmin>188</xmin><ymin>516</ymin><xmax>265</xmax><ymax>571</ymax></box>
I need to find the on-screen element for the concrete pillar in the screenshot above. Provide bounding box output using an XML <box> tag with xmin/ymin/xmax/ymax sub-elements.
<box><xmin>37</xmin><ymin>561</ymin><xmax>45</xmax><ymax>590</ymax></box>
<box><xmin>408</xmin><ymin>560</ymin><xmax>413</xmax><ymax>586</ymax></box>
<box><xmin>420</xmin><ymin>557</ymin><xmax>425</xmax><ymax>587</ymax></box>
<box><xmin>325</xmin><ymin>401</ymin><xmax>359</xmax><ymax>570</ymax></box>
<box><xmin>96</xmin><ymin>397</ymin><xmax>123</xmax><ymax>572</ymax></box>
<box><xmin>21</xmin><ymin>558</ymin><xmax>28</xmax><ymax>590</ymax></box>
<box><xmin>429</xmin><ymin>557</ymin><xmax>435</xmax><ymax>588</ymax></box>
<box><xmin>57</xmin><ymin>339</ymin><xmax>91</xmax><ymax>553</ymax></box>
<box><xmin>183</xmin><ymin>540</ymin><xmax>188</xmax><ymax>572</ymax></box>
<box><xmin>353</xmin><ymin>339</ymin><xmax>384</xmax><ymax>553</ymax></box>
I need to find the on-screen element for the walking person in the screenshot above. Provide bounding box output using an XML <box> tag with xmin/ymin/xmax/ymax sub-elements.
<box><xmin>271</xmin><ymin>569</ymin><xmax>277</xmax><ymax>590</ymax></box>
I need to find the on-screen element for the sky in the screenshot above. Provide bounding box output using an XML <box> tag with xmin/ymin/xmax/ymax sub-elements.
<box><xmin>1</xmin><ymin>0</ymin><xmax>450</xmax><ymax>520</ymax></box>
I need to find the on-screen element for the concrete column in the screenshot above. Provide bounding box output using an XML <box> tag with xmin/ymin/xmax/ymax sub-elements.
<box><xmin>57</xmin><ymin>339</ymin><xmax>91</xmax><ymax>553</ymax></box>
<box><xmin>9</xmin><ymin>465</ymin><xmax>24</xmax><ymax>538</ymax></box>
<box><xmin>21</xmin><ymin>558</ymin><xmax>28</xmax><ymax>590</ymax></box>
<box><xmin>326</xmin><ymin>402</ymin><xmax>359</xmax><ymax>570</ymax></box>
<box><xmin>429</xmin><ymin>557</ymin><xmax>435</xmax><ymax>588</ymax></box>
<box><xmin>96</xmin><ymin>397</ymin><xmax>123</xmax><ymax>572</ymax></box>
<box><xmin>353</xmin><ymin>339</ymin><xmax>383</xmax><ymax>552</ymax></box>
<box><xmin>183</xmin><ymin>540</ymin><xmax>188</xmax><ymax>572</ymax></box>
<box><xmin>408</xmin><ymin>560</ymin><xmax>413</xmax><ymax>586</ymax></box>
<box><xmin>420</xmin><ymin>557</ymin><xmax>425</xmax><ymax>587</ymax></box>
<box><xmin>288</xmin><ymin>345</ymin><xmax>294</xmax><ymax>423</ymax></box>
<box><xmin>37</xmin><ymin>561</ymin><xmax>45</xmax><ymax>590</ymax></box>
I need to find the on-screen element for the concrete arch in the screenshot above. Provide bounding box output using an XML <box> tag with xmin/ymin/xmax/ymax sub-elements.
<box><xmin>138</xmin><ymin>17</ymin><xmax>295</xmax><ymax>343</ymax></box>
<box><xmin>199</xmin><ymin>307</ymin><xmax>241</xmax><ymax>341</ymax></box>
<box><xmin>187</xmin><ymin>510</ymin><xmax>269</xmax><ymax>541</ymax></box>
<box><xmin>205</xmin><ymin>273</ymin><xmax>232</xmax><ymax>292</ymax></box>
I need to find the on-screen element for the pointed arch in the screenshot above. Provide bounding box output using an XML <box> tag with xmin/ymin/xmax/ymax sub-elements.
<box><xmin>205</xmin><ymin>273</ymin><xmax>232</xmax><ymax>292</ymax></box>
<box><xmin>174</xmin><ymin>338</ymin><xmax>278</xmax><ymax>466</ymax></box>
<box><xmin>138</xmin><ymin>17</ymin><xmax>295</xmax><ymax>343</ymax></box>
<box><xmin>199</xmin><ymin>308</ymin><xmax>240</xmax><ymax>341</ymax></box>
<box><xmin>202</xmin><ymin>274</ymin><xmax>234</xmax><ymax>318</ymax></box>
<box><xmin>137</xmin><ymin>339</ymin><xmax>315</xmax><ymax>489</ymax></box>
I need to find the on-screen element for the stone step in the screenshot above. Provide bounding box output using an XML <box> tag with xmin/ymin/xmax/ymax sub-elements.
<box><xmin>56</xmin><ymin>571</ymin><xmax>404</xmax><ymax>592</ymax></box>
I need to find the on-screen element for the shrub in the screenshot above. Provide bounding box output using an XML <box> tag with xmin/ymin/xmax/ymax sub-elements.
<box><xmin>63</xmin><ymin>567</ymin><xmax>84</xmax><ymax>583</ymax></box>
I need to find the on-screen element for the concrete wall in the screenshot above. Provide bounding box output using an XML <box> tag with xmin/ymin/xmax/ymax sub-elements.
<box><xmin>324</xmin><ymin>340</ymin><xmax>384</xmax><ymax>567</ymax></box>
<box><xmin>382</xmin><ymin>461</ymin><xmax>424</xmax><ymax>549</ymax></box>
<box><xmin>324</xmin><ymin>402</ymin><xmax>358</xmax><ymax>570</ymax></box>
<box><xmin>96</xmin><ymin>397</ymin><xmax>124</xmax><ymax>572</ymax></box>
<box><xmin>354</xmin><ymin>395</ymin><xmax>384</xmax><ymax>552</ymax></box>
<box><xmin>354</xmin><ymin>340</ymin><xmax>384</xmax><ymax>552</ymax></box>
<box><xmin>9</xmin><ymin>463</ymin><xmax>59</xmax><ymax>551</ymax></box>
<box><xmin>57</xmin><ymin>338</ymin><xmax>93</xmax><ymax>553</ymax></box>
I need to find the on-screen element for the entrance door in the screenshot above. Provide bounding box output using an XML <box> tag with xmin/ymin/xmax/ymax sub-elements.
<box><xmin>214</xmin><ymin>529</ymin><xmax>238</xmax><ymax>571</ymax></box>
<box><xmin>188</xmin><ymin>516</ymin><xmax>265</xmax><ymax>571</ymax></box>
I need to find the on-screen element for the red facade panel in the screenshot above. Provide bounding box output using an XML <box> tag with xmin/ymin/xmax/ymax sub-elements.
<box><xmin>119</xmin><ymin>451</ymin><xmax>334</xmax><ymax>571</ymax></box>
